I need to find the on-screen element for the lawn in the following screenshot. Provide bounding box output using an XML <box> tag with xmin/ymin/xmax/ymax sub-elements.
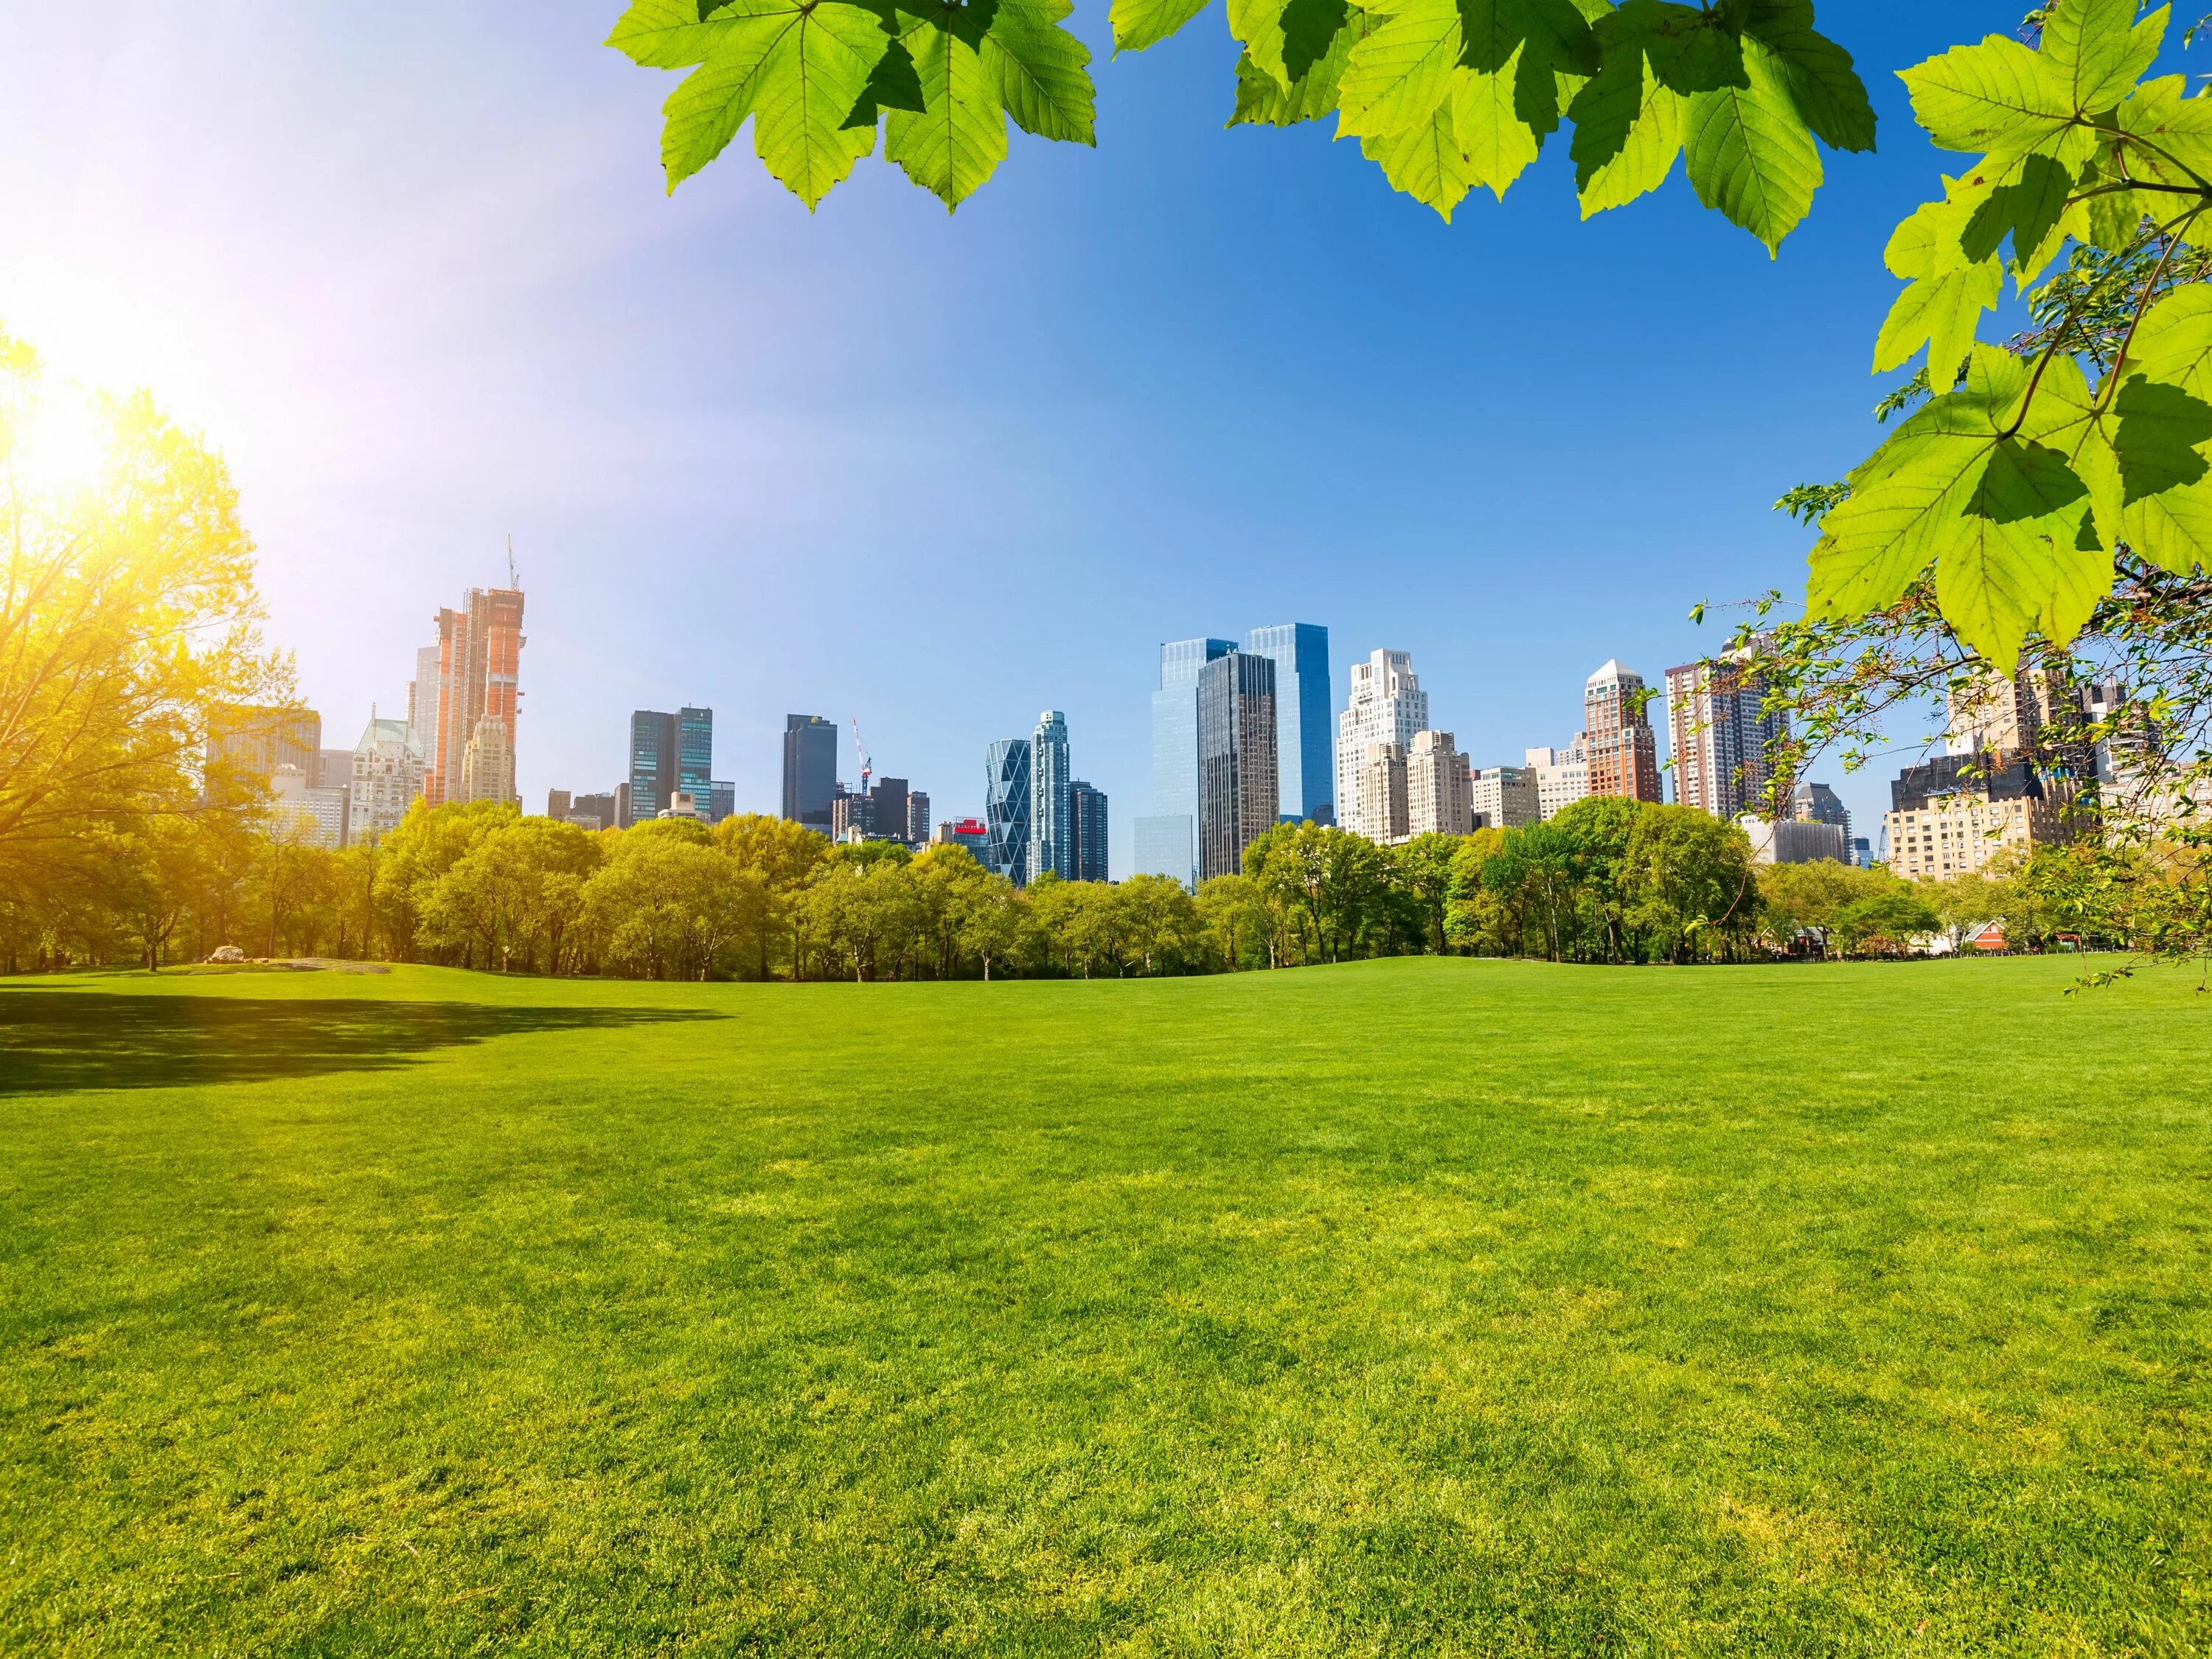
<box><xmin>1</xmin><ymin>957</ymin><xmax>2207</xmax><ymax>1657</ymax></box>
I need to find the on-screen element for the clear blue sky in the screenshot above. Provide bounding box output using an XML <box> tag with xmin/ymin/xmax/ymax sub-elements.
<box><xmin>0</xmin><ymin>4</ymin><xmax>2093</xmax><ymax>861</ymax></box>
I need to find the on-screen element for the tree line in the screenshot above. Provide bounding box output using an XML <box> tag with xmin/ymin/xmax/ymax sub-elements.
<box><xmin>3</xmin><ymin>789</ymin><xmax>2072</xmax><ymax>981</ymax></box>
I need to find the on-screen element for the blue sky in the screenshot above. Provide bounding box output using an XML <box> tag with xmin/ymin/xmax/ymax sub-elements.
<box><xmin>0</xmin><ymin>4</ymin><xmax>2093</xmax><ymax>862</ymax></box>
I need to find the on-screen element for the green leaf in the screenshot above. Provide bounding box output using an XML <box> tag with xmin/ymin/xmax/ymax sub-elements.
<box><xmin>1360</xmin><ymin>90</ymin><xmax>1480</xmax><ymax>218</ymax></box>
<box><xmin>886</xmin><ymin>15</ymin><xmax>1008</xmax><ymax>205</ymax></box>
<box><xmin>1570</xmin><ymin>48</ymin><xmax>1683</xmax><ymax>215</ymax></box>
<box><xmin>748</xmin><ymin>1</ymin><xmax>888</xmax><ymax>206</ymax></box>
<box><xmin>2039</xmin><ymin>0</ymin><xmax>2166</xmax><ymax>116</ymax></box>
<box><xmin>1455</xmin><ymin>56</ymin><xmax>1545</xmax><ymax>198</ymax></box>
<box><xmin>1230</xmin><ymin>0</ymin><xmax>1349</xmax><ymax>88</ymax></box>
<box><xmin>1337</xmin><ymin>0</ymin><xmax>1461</xmax><ymax>140</ymax></box>
<box><xmin>1728</xmin><ymin>0</ymin><xmax>1876</xmax><ymax>152</ymax></box>
<box><xmin>2038</xmin><ymin>513</ymin><xmax>2119</xmax><ymax>647</ymax></box>
<box><xmin>981</xmin><ymin>0</ymin><xmax>1096</xmax><ymax>142</ymax></box>
<box><xmin>843</xmin><ymin>35</ymin><xmax>928</xmax><ymax>128</ymax></box>
<box><xmin>1898</xmin><ymin>34</ymin><xmax>2073</xmax><ymax>161</ymax></box>
<box><xmin>1683</xmin><ymin>36</ymin><xmax>1822</xmax><ymax>253</ymax></box>
<box><xmin>608</xmin><ymin>0</ymin><xmax>743</xmax><ymax>69</ymax></box>
<box><xmin>1934</xmin><ymin>436</ymin><xmax>2093</xmax><ymax>669</ymax></box>
<box><xmin>1110</xmin><ymin>0</ymin><xmax>1209</xmax><ymax>53</ymax></box>
<box><xmin>2017</xmin><ymin>352</ymin><xmax>2126</xmax><ymax>542</ymax></box>
<box><xmin>1873</xmin><ymin>262</ymin><xmax>2004</xmax><ymax>383</ymax></box>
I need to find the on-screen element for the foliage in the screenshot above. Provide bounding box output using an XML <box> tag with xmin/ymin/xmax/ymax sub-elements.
<box><xmin>608</xmin><ymin>0</ymin><xmax>1874</xmax><ymax>237</ymax></box>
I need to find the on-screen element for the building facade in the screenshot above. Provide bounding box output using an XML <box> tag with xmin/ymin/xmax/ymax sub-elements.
<box><xmin>270</xmin><ymin>764</ymin><xmax>347</xmax><ymax>849</ymax></box>
<box><xmin>1070</xmin><ymin>780</ymin><xmax>1109</xmax><ymax>882</ymax></box>
<box><xmin>1244</xmin><ymin>623</ymin><xmax>1333</xmax><ymax>825</ymax></box>
<box><xmin>782</xmin><ymin>714</ymin><xmax>838</xmax><ymax>827</ymax></box>
<box><xmin>1359</xmin><ymin>742</ymin><xmax>1409</xmax><ymax>845</ymax></box>
<box><xmin>1584</xmin><ymin>660</ymin><xmax>1663</xmax><ymax>803</ymax></box>
<box><xmin>933</xmin><ymin>818</ymin><xmax>993</xmax><ymax>862</ymax></box>
<box><xmin>1406</xmin><ymin>731</ymin><xmax>1472</xmax><ymax>838</ymax></box>
<box><xmin>1337</xmin><ymin>650</ymin><xmax>1429</xmax><ymax>842</ymax></box>
<box><xmin>1740</xmin><ymin>816</ymin><xmax>1848</xmax><ymax>866</ymax></box>
<box><xmin>568</xmin><ymin>791</ymin><xmax>616</xmax><ymax>832</ymax></box>
<box><xmin>1883</xmin><ymin>753</ymin><xmax>2079</xmax><ymax>880</ymax></box>
<box><xmin>678</xmin><ymin>707</ymin><xmax>714</xmax><ymax>813</ymax></box>
<box><xmin>709</xmin><ymin>782</ymin><xmax>735</xmax><ymax>824</ymax></box>
<box><xmin>1793</xmin><ymin>780</ymin><xmax>1851</xmax><ymax>842</ymax></box>
<box><xmin>1666</xmin><ymin>651</ymin><xmax>1784</xmax><ymax>818</ymax></box>
<box><xmin>347</xmin><ymin>717</ymin><xmax>424</xmax><ymax>844</ymax></box>
<box><xmin>1470</xmin><ymin>765</ymin><xmax>1540</xmax><ymax>830</ymax></box>
<box><xmin>629</xmin><ymin>710</ymin><xmax>677</xmax><ymax>824</ymax></box>
<box><xmin>1138</xmin><ymin>637</ymin><xmax>1234</xmax><ymax>891</ymax></box>
<box><xmin>1029</xmin><ymin>711</ymin><xmax>1072</xmax><ymax>883</ymax></box>
<box><xmin>1526</xmin><ymin>742</ymin><xmax>1590</xmax><ymax>821</ymax></box>
<box><xmin>985</xmin><ymin>737</ymin><xmax>1032</xmax><ymax>883</ymax></box>
<box><xmin>461</xmin><ymin>715</ymin><xmax>515</xmax><ymax>808</ymax></box>
<box><xmin>1198</xmin><ymin>652</ymin><xmax>1279</xmax><ymax>880</ymax></box>
<box><xmin>206</xmin><ymin>705</ymin><xmax>320</xmax><ymax>800</ymax></box>
<box><xmin>424</xmin><ymin>585</ymin><xmax>524</xmax><ymax>807</ymax></box>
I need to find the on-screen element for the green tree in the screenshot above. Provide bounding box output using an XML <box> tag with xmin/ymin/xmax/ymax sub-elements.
<box><xmin>1393</xmin><ymin>832</ymin><xmax>1462</xmax><ymax>954</ymax></box>
<box><xmin>1832</xmin><ymin>890</ymin><xmax>1942</xmax><ymax>958</ymax></box>
<box><xmin>1621</xmin><ymin>804</ymin><xmax>1760</xmax><ymax>963</ymax></box>
<box><xmin>1481</xmin><ymin>822</ymin><xmax>1582</xmax><ymax>962</ymax></box>
<box><xmin>1194</xmin><ymin>872</ymin><xmax>1273</xmax><ymax>970</ymax></box>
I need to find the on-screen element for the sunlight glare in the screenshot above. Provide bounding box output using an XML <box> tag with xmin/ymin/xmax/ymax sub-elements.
<box><xmin>7</xmin><ymin>383</ymin><xmax>111</xmax><ymax>499</ymax></box>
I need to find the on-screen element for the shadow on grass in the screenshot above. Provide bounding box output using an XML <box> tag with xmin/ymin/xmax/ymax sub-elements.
<box><xmin>0</xmin><ymin>990</ymin><xmax>723</xmax><ymax>1096</ymax></box>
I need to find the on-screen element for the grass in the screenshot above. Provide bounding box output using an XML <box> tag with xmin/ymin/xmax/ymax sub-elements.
<box><xmin>1</xmin><ymin>957</ymin><xmax>2207</xmax><ymax>1657</ymax></box>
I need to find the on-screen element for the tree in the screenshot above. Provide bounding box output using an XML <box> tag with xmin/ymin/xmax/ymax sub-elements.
<box><xmin>1393</xmin><ymin>833</ymin><xmax>1461</xmax><ymax>955</ymax></box>
<box><xmin>1832</xmin><ymin>891</ymin><xmax>1942</xmax><ymax>958</ymax></box>
<box><xmin>1481</xmin><ymin>823</ymin><xmax>1583</xmax><ymax>963</ymax></box>
<box><xmin>1549</xmin><ymin>796</ymin><xmax>1644</xmax><ymax>961</ymax></box>
<box><xmin>1194</xmin><ymin>872</ymin><xmax>1270</xmax><ymax>970</ymax></box>
<box><xmin>1621</xmin><ymin>804</ymin><xmax>1759</xmax><ymax>963</ymax></box>
<box><xmin>1116</xmin><ymin>874</ymin><xmax>1207</xmax><ymax>975</ymax></box>
<box><xmin>716</xmin><ymin>813</ymin><xmax>830</xmax><ymax>978</ymax></box>
<box><xmin>955</xmin><ymin>869</ymin><xmax>1029</xmax><ymax>981</ymax></box>
<box><xmin>1755</xmin><ymin>857</ymin><xmax>1900</xmax><ymax>952</ymax></box>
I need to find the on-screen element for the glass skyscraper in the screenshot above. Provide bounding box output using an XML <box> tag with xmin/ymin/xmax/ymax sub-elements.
<box><xmin>1069</xmin><ymin>779</ymin><xmax>1108</xmax><ymax>883</ymax></box>
<box><xmin>1244</xmin><ymin>624</ymin><xmax>1332</xmax><ymax>824</ymax></box>
<box><xmin>985</xmin><ymin>737</ymin><xmax>1032</xmax><ymax>883</ymax></box>
<box><xmin>1135</xmin><ymin>637</ymin><xmax>1233</xmax><ymax>891</ymax></box>
<box><xmin>1197</xmin><ymin>653</ymin><xmax>1279</xmax><ymax>882</ymax></box>
<box><xmin>678</xmin><ymin>707</ymin><xmax>714</xmax><ymax>815</ymax></box>
<box><xmin>1029</xmin><ymin>710</ymin><xmax>1071</xmax><ymax>883</ymax></box>
<box><xmin>782</xmin><ymin>714</ymin><xmax>838</xmax><ymax>827</ymax></box>
<box><xmin>628</xmin><ymin>709</ymin><xmax>676</xmax><ymax>822</ymax></box>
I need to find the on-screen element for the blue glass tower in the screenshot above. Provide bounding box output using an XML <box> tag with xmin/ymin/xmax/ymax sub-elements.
<box><xmin>628</xmin><ymin>709</ymin><xmax>676</xmax><ymax>822</ymax></box>
<box><xmin>1244</xmin><ymin>624</ymin><xmax>1332</xmax><ymax>824</ymax></box>
<box><xmin>985</xmin><ymin>737</ymin><xmax>1032</xmax><ymax>884</ymax></box>
<box><xmin>678</xmin><ymin>706</ymin><xmax>713</xmax><ymax>819</ymax></box>
<box><xmin>1135</xmin><ymin>637</ymin><xmax>1233</xmax><ymax>891</ymax></box>
<box><xmin>1029</xmin><ymin>710</ymin><xmax>1071</xmax><ymax>883</ymax></box>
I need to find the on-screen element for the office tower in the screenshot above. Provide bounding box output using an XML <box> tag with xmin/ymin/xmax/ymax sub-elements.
<box><xmin>1360</xmin><ymin>742</ymin><xmax>1410</xmax><ymax>844</ymax></box>
<box><xmin>1792</xmin><ymin>781</ymin><xmax>1851</xmax><ymax>843</ymax></box>
<box><xmin>408</xmin><ymin>644</ymin><xmax>440</xmax><ymax>754</ymax></box>
<box><xmin>1666</xmin><ymin>650</ymin><xmax>1784</xmax><ymax>818</ymax></box>
<box><xmin>986</xmin><ymin>738</ymin><xmax>1032</xmax><ymax>883</ymax></box>
<box><xmin>461</xmin><ymin>715</ymin><xmax>516</xmax><ymax>807</ymax></box>
<box><xmin>206</xmin><ymin>706</ymin><xmax>320</xmax><ymax>797</ymax></box>
<box><xmin>269</xmin><ymin>765</ymin><xmax>348</xmax><ymax>848</ymax></box>
<box><xmin>905</xmin><ymin>790</ymin><xmax>931</xmax><ymax>846</ymax></box>
<box><xmin>1947</xmin><ymin>667</ymin><xmax>2042</xmax><ymax>756</ymax></box>
<box><xmin>1882</xmin><ymin>752</ymin><xmax>2077</xmax><ymax>880</ymax></box>
<box><xmin>1244</xmin><ymin>624</ymin><xmax>1333</xmax><ymax>824</ymax></box>
<box><xmin>709</xmin><ymin>782</ymin><xmax>735</xmax><ymax>825</ymax></box>
<box><xmin>678</xmin><ymin>707</ymin><xmax>714</xmax><ymax>815</ymax></box>
<box><xmin>547</xmin><ymin>788</ymin><xmax>571</xmax><ymax>820</ymax></box>
<box><xmin>425</xmin><ymin>585</ymin><xmax>524</xmax><ymax>806</ymax></box>
<box><xmin>1070</xmin><ymin>780</ymin><xmax>1109</xmax><ymax>882</ymax></box>
<box><xmin>1584</xmin><ymin>661</ymin><xmax>1663</xmax><ymax>803</ymax></box>
<box><xmin>874</xmin><ymin>777</ymin><xmax>911</xmax><ymax>846</ymax></box>
<box><xmin>1337</xmin><ymin>650</ymin><xmax>1429</xmax><ymax>841</ymax></box>
<box><xmin>1406</xmin><ymin>731</ymin><xmax>1473</xmax><ymax>838</ymax></box>
<box><xmin>1198</xmin><ymin>652</ymin><xmax>1279</xmax><ymax>880</ymax></box>
<box><xmin>1470</xmin><ymin>765</ymin><xmax>1540</xmax><ymax>830</ymax></box>
<box><xmin>933</xmin><ymin>818</ymin><xmax>993</xmax><ymax>861</ymax></box>
<box><xmin>348</xmin><ymin>716</ymin><xmax>425</xmax><ymax>844</ymax></box>
<box><xmin>565</xmin><ymin>790</ymin><xmax>616</xmax><ymax>832</ymax></box>
<box><xmin>630</xmin><ymin>710</ymin><xmax>678</xmax><ymax>821</ymax></box>
<box><xmin>1526</xmin><ymin>742</ymin><xmax>1590</xmax><ymax>821</ymax></box>
<box><xmin>315</xmin><ymin>748</ymin><xmax>353</xmax><ymax>790</ymax></box>
<box><xmin>782</xmin><ymin>714</ymin><xmax>838</xmax><ymax>827</ymax></box>
<box><xmin>614</xmin><ymin>782</ymin><xmax>633</xmax><ymax>830</ymax></box>
<box><xmin>1741</xmin><ymin>817</ymin><xmax>1848</xmax><ymax>866</ymax></box>
<box><xmin>1137</xmin><ymin>636</ymin><xmax>1233</xmax><ymax>891</ymax></box>
<box><xmin>831</xmin><ymin>786</ymin><xmax>865</xmax><ymax>842</ymax></box>
<box><xmin>1851</xmin><ymin>835</ymin><xmax>1873</xmax><ymax>868</ymax></box>
<box><xmin>1030</xmin><ymin>712</ymin><xmax>1072</xmax><ymax>883</ymax></box>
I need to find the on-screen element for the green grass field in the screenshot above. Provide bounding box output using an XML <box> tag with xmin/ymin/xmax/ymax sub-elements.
<box><xmin>1</xmin><ymin>959</ymin><xmax>2208</xmax><ymax>1657</ymax></box>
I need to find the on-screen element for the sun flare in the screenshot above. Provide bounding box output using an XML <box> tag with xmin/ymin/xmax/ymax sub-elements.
<box><xmin>6</xmin><ymin>383</ymin><xmax>111</xmax><ymax>498</ymax></box>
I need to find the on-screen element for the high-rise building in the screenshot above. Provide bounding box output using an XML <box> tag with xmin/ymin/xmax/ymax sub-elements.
<box><xmin>570</xmin><ymin>791</ymin><xmax>616</xmax><ymax>832</ymax></box>
<box><xmin>678</xmin><ymin>707</ymin><xmax>714</xmax><ymax>815</ymax></box>
<box><xmin>424</xmin><ymin>585</ymin><xmax>524</xmax><ymax>807</ymax></box>
<box><xmin>782</xmin><ymin>714</ymin><xmax>838</xmax><ymax>827</ymax></box>
<box><xmin>1029</xmin><ymin>712</ymin><xmax>1072</xmax><ymax>883</ymax></box>
<box><xmin>206</xmin><ymin>705</ymin><xmax>320</xmax><ymax>799</ymax></box>
<box><xmin>1337</xmin><ymin>650</ymin><xmax>1429</xmax><ymax>842</ymax></box>
<box><xmin>1138</xmin><ymin>636</ymin><xmax>1234</xmax><ymax>891</ymax></box>
<box><xmin>1947</xmin><ymin>668</ymin><xmax>2042</xmax><ymax>756</ymax></box>
<box><xmin>315</xmin><ymin>748</ymin><xmax>354</xmax><ymax>792</ymax></box>
<box><xmin>1882</xmin><ymin>751</ymin><xmax>2078</xmax><ymax>880</ymax></box>
<box><xmin>461</xmin><ymin>715</ymin><xmax>516</xmax><ymax>808</ymax></box>
<box><xmin>1070</xmin><ymin>780</ymin><xmax>1109</xmax><ymax>882</ymax></box>
<box><xmin>547</xmin><ymin>787</ymin><xmax>571</xmax><ymax>820</ymax></box>
<box><xmin>408</xmin><ymin>645</ymin><xmax>440</xmax><ymax>756</ymax></box>
<box><xmin>630</xmin><ymin>710</ymin><xmax>678</xmax><ymax>822</ymax></box>
<box><xmin>1792</xmin><ymin>780</ymin><xmax>1851</xmax><ymax>843</ymax></box>
<box><xmin>986</xmin><ymin>737</ymin><xmax>1032</xmax><ymax>883</ymax></box>
<box><xmin>709</xmin><ymin>782</ymin><xmax>735</xmax><ymax>825</ymax></box>
<box><xmin>614</xmin><ymin>782</ymin><xmax>633</xmax><ymax>830</ymax></box>
<box><xmin>349</xmin><ymin>717</ymin><xmax>425</xmax><ymax>844</ymax></box>
<box><xmin>905</xmin><ymin>790</ymin><xmax>931</xmax><ymax>846</ymax></box>
<box><xmin>1198</xmin><ymin>652</ymin><xmax>1279</xmax><ymax>880</ymax></box>
<box><xmin>1526</xmin><ymin>742</ymin><xmax>1590</xmax><ymax>821</ymax></box>
<box><xmin>1585</xmin><ymin>660</ymin><xmax>1663</xmax><ymax>803</ymax></box>
<box><xmin>1666</xmin><ymin>650</ymin><xmax>1784</xmax><ymax>818</ymax></box>
<box><xmin>270</xmin><ymin>764</ymin><xmax>348</xmax><ymax>848</ymax></box>
<box><xmin>1406</xmin><ymin>731</ymin><xmax>1472</xmax><ymax>838</ymax></box>
<box><xmin>1740</xmin><ymin>816</ymin><xmax>1849</xmax><ymax>866</ymax></box>
<box><xmin>1360</xmin><ymin>742</ymin><xmax>1409</xmax><ymax>845</ymax></box>
<box><xmin>1470</xmin><ymin>765</ymin><xmax>1540</xmax><ymax>830</ymax></box>
<box><xmin>1244</xmin><ymin>623</ymin><xmax>1333</xmax><ymax>825</ymax></box>
<box><xmin>933</xmin><ymin>818</ymin><xmax>993</xmax><ymax>862</ymax></box>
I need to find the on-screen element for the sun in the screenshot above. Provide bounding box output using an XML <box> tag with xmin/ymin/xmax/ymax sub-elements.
<box><xmin>4</xmin><ymin>380</ymin><xmax>111</xmax><ymax>499</ymax></box>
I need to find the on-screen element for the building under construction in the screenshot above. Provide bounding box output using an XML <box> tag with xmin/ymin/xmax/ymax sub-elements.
<box><xmin>422</xmin><ymin>585</ymin><xmax>525</xmax><ymax>807</ymax></box>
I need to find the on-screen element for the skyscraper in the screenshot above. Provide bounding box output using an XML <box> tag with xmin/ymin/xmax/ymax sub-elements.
<box><xmin>1584</xmin><ymin>660</ymin><xmax>1663</xmax><ymax>803</ymax></box>
<box><xmin>424</xmin><ymin>585</ymin><xmax>524</xmax><ymax>807</ymax></box>
<box><xmin>782</xmin><ymin>714</ymin><xmax>838</xmax><ymax>827</ymax></box>
<box><xmin>1198</xmin><ymin>652</ymin><xmax>1279</xmax><ymax>881</ymax></box>
<box><xmin>1526</xmin><ymin>741</ymin><xmax>1589</xmax><ymax>821</ymax></box>
<box><xmin>1070</xmin><ymin>780</ymin><xmax>1109</xmax><ymax>882</ymax></box>
<box><xmin>1137</xmin><ymin>637</ymin><xmax>1233</xmax><ymax>891</ymax></box>
<box><xmin>1244</xmin><ymin>623</ymin><xmax>1333</xmax><ymax>825</ymax></box>
<box><xmin>678</xmin><ymin>707</ymin><xmax>714</xmax><ymax>815</ymax></box>
<box><xmin>206</xmin><ymin>706</ymin><xmax>320</xmax><ymax>800</ymax></box>
<box><xmin>630</xmin><ymin>710</ymin><xmax>678</xmax><ymax>823</ymax></box>
<box><xmin>461</xmin><ymin>715</ymin><xmax>515</xmax><ymax>807</ymax></box>
<box><xmin>348</xmin><ymin>716</ymin><xmax>425</xmax><ymax>844</ymax></box>
<box><xmin>1406</xmin><ymin>731</ymin><xmax>1472</xmax><ymax>838</ymax></box>
<box><xmin>905</xmin><ymin>790</ymin><xmax>932</xmax><ymax>846</ymax></box>
<box><xmin>1359</xmin><ymin>742</ymin><xmax>1409</xmax><ymax>845</ymax></box>
<box><xmin>1792</xmin><ymin>780</ymin><xmax>1850</xmax><ymax>842</ymax></box>
<box><xmin>1470</xmin><ymin>765</ymin><xmax>1540</xmax><ymax>830</ymax></box>
<box><xmin>1666</xmin><ymin>650</ymin><xmax>1784</xmax><ymax>818</ymax></box>
<box><xmin>986</xmin><ymin>737</ymin><xmax>1032</xmax><ymax>883</ymax></box>
<box><xmin>1337</xmin><ymin>650</ymin><xmax>1429</xmax><ymax>842</ymax></box>
<box><xmin>709</xmin><ymin>781</ymin><xmax>735</xmax><ymax>824</ymax></box>
<box><xmin>1029</xmin><ymin>711</ymin><xmax>1072</xmax><ymax>883</ymax></box>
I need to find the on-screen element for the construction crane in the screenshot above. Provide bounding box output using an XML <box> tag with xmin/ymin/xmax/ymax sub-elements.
<box><xmin>850</xmin><ymin>717</ymin><xmax>872</xmax><ymax>793</ymax></box>
<box><xmin>507</xmin><ymin>533</ymin><xmax>519</xmax><ymax>591</ymax></box>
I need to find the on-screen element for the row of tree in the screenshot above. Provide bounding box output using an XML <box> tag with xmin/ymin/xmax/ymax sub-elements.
<box><xmin>3</xmin><ymin>788</ymin><xmax>2072</xmax><ymax>981</ymax></box>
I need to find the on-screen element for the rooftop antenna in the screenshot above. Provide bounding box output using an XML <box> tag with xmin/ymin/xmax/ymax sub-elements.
<box><xmin>506</xmin><ymin>533</ymin><xmax>519</xmax><ymax>590</ymax></box>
